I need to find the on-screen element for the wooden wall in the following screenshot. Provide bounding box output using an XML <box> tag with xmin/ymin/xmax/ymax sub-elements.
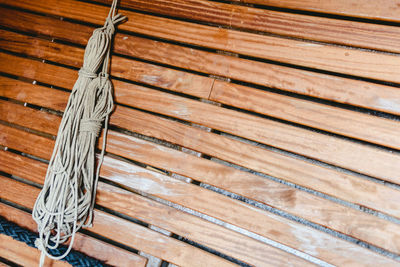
<box><xmin>1</xmin><ymin>0</ymin><xmax>400</xmax><ymax>266</ymax></box>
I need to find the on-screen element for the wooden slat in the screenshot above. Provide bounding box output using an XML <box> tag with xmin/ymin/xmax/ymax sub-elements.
<box><xmin>0</xmin><ymin>155</ymin><xmax>304</xmax><ymax>267</ymax></box>
<box><xmin>209</xmin><ymin>79</ymin><xmax>400</xmax><ymax>150</ymax></box>
<box><xmin>1</xmin><ymin>120</ymin><xmax>399</xmax><ymax>266</ymax></box>
<box><xmin>3</xmin><ymin>1</ymin><xmax>400</xmax><ymax>84</ymax></box>
<box><xmin>2</xmin><ymin>83</ymin><xmax>400</xmax><ymax>256</ymax></box>
<box><xmin>238</xmin><ymin>0</ymin><xmax>400</xmax><ymax>22</ymax></box>
<box><xmin>100</xmin><ymin>0</ymin><xmax>400</xmax><ymax>52</ymax></box>
<box><xmin>0</xmin><ymin>35</ymin><xmax>211</xmax><ymax>100</ymax></box>
<box><xmin>0</xmin><ymin>204</ymin><xmax>148</xmax><ymax>267</ymax></box>
<box><xmin>0</xmin><ymin>152</ymin><xmax>313</xmax><ymax>267</ymax></box>
<box><xmin>2</xmin><ymin>111</ymin><xmax>400</xmax><ymax>266</ymax></box>
<box><xmin>0</xmin><ymin>234</ymin><xmax>71</xmax><ymax>267</ymax></box>
<box><xmin>3</xmin><ymin>30</ymin><xmax>400</xmax><ymax>154</ymax></box>
<box><xmin>0</xmin><ymin>100</ymin><xmax>60</xmax><ymax>135</ymax></box>
<box><xmin>6</xmin><ymin>101</ymin><xmax>400</xmax><ymax>226</ymax></box>
<box><xmin>3</xmin><ymin>78</ymin><xmax>400</xmax><ymax>222</ymax></box>
<box><xmin>3</xmin><ymin>11</ymin><xmax>400</xmax><ymax>119</ymax></box>
<box><xmin>2</xmin><ymin>52</ymin><xmax>400</xmax><ymax>186</ymax></box>
<box><xmin>0</xmin><ymin>177</ymin><xmax>237</xmax><ymax>267</ymax></box>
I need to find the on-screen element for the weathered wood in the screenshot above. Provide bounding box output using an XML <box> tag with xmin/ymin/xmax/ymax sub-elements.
<box><xmin>0</xmin><ymin>234</ymin><xmax>71</xmax><ymax>267</ymax></box>
<box><xmin>3</xmin><ymin>1</ymin><xmax>400</xmax><ymax>84</ymax></box>
<box><xmin>2</xmin><ymin>53</ymin><xmax>400</xmax><ymax>186</ymax></box>
<box><xmin>0</xmin><ymin>124</ymin><xmax>53</xmax><ymax>159</ymax></box>
<box><xmin>0</xmin><ymin>100</ymin><xmax>60</xmax><ymax>135</ymax></box>
<box><xmin>101</xmin><ymin>0</ymin><xmax>400</xmax><ymax>52</ymax></box>
<box><xmin>3</xmin><ymin>81</ymin><xmax>400</xmax><ymax>222</ymax></box>
<box><xmin>4</xmin><ymin>12</ymin><xmax>400</xmax><ymax>118</ymax></box>
<box><xmin>1</xmin><ymin>114</ymin><xmax>399</xmax><ymax>265</ymax></box>
<box><xmin>0</xmin><ymin>203</ymin><xmax>148</xmax><ymax>267</ymax></box>
<box><xmin>1</xmin><ymin>0</ymin><xmax>400</xmax><ymax>264</ymax></box>
<box><xmin>3</xmin><ymin>31</ymin><xmax>400</xmax><ymax>154</ymax></box>
<box><xmin>0</xmin><ymin>177</ymin><xmax>236</xmax><ymax>267</ymax></box>
<box><xmin>3</xmin><ymin>82</ymin><xmax>400</xmax><ymax>255</ymax></box>
<box><xmin>0</xmin><ymin>152</ymin><xmax>309</xmax><ymax>266</ymax></box>
<box><xmin>237</xmin><ymin>0</ymin><xmax>400</xmax><ymax>22</ymax></box>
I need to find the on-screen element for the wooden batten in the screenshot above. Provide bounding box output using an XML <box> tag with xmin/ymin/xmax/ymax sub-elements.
<box><xmin>1</xmin><ymin>0</ymin><xmax>399</xmax><ymax>266</ymax></box>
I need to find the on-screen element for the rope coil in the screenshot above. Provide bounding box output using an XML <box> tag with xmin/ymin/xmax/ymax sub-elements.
<box><xmin>32</xmin><ymin>0</ymin><xmax>126</xmax><ymax>265</ymax></box>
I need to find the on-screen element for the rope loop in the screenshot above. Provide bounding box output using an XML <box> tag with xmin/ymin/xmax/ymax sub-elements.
<box><xmin>78</xmin><ymin>67</ymin><xmax>97</xmax><ymax>79</ymax></box>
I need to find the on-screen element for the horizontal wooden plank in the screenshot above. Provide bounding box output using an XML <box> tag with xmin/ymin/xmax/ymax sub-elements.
<box><xmin>2</xmin><ymin>51</ymin><xmax>400</xmax><ymax>185</ymax></box>
<box><xmin>238</xmin><ymin>0</ymin><xmax>400</xmax><ymax>22</ymax></box>
<box><xmin>3</xmin><ymin>29</ymin><xmax>400</xmax><ymax>153</ymax></box>
<box><xmin>0</xmin><ymin>153</ymin><xmax>313</xmax><ymax>266</ymax></box>
<box><xmin>0</xmin><ymin>204</ymin><xmax>148</xmax><ymax>267</ymax></box>
<box><xmin>0</xmin><ymin>158</ymin><xmax>314</xmax><ymax>267</ymax></box>
<box><xmin>102</xmin><ymin>0</ymin><xmax>400</xmax><ymax>53</ymax></box>
<box><xmin>0</xmin><ymin>234</ymin><xmax>71</xmax><ymax>267</ymax></box>
<box><xmin>210</xmin><ymin>79</ymin><xmax>400</xmax><ymax>151</ymax></box>
<box><xmin>0</xmin><ymin>124</ymin><xmax>53</xmax><ymax>159</ymax></box>
<box><xmin>3</xmin><ymin>1</ymin><xmax>400</xmax><ymax>85</ymax></box>
<box><xmin>3</xmin><ymin>81</ymin><xmax>400</xmax><ymax>255</ymax></box>
<box><xmin>0</xmin><ymin>33</ymin><xmax>211</xmax><ymax>99</ymax></box>
<box><xmin>3</xmin><ymin>12</ymin><xmax>400</xmax><ymax>119</ymax></box>
<box><xmin>1</xmin><ymin>115</ymin><xmax>399</xmax><ymax>266</ymax></box>
<box><xmin>3</xmin><ymin>78</ymin><xmax>400</xmax><ymax>223</ymax></box>
<box><xmin>0</xmin><ymin>100</ymin><xmax>60</xmax><ymax>135</ymax></box>
<box><xmin>0</xmin><ymin>177</ymin><xmax>236</xmax><ymax>267</ymax></box>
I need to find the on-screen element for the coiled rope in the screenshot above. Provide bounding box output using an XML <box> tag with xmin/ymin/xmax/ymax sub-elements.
<box><xmin>0</xmin><ymin>216</ymin><xmax>106</xmax><ymax>266</ymax></box>
<box><xmin>32</xmin><ymin>0</ymin><xmax>125</xmax><ymax>265</ymax></box>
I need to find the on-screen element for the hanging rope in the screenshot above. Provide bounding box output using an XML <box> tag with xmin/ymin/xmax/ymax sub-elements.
<box><xmin>32</xmin><ymin>1</ymin><xmax>125</xmax><ymax>265</ymax></box>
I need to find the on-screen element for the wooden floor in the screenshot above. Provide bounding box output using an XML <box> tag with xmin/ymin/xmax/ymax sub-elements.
<box><xmin>1</xmin><ymin>0</ymin><xmax>400</xmax><ymax>266</ymax></box>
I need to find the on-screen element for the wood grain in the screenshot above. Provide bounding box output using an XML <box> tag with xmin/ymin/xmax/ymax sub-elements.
<box><xmin>0</xmin><ymin>204</ymin><xmax>148</xmax><ymax>267</ymax></box>
<box><xmin>4</xmin><ymin>12</ymin><xmax>400</xmax><ymax>118</ymax></box>
<box><xmin>0</xmin><ymin>139</ymin><xmax>397</xmax><ymax>266</ymax></box>
<box><xmin>3</xmin><ymin>1</ymin><xmax>400</xmax><ymax>84</ymax></box>
<box><xmin>0</xmin><ymin>31</ymin><xmax>213</xmax><ymax>99</ymax></box>
<box><xmin>237</xmin><ymin>0</ymin><xmax>400</xmax><ymax>22</ymax></box>
<box><xmin>2</xmin><ymin>30</ymin><xmax>400</xmax><ymax>155</ymax></box>
<box><xmin>2</xmin><ymin>108</ymin><xmax>400</xmax><ymax>265</ymax></box>
<box><xmin>2</xmin><ymin>53</ymin><xmax>400</xmax><ymax>185</ymax></box>
<box><xmin>0</xmin><ymin>233</ymin><xmax>71</xmax><ymax>267</ymax></box>
<box><xmin>0</xmin><ymin>153</ymin><xmax>312</xmax><ymax>267</ymax></box>
<box><xmin>2</xmin><ymin>0</ymin><xmax>399</xmax><ymax>265</ymax></box>
<box><xmin>3</xmin><ymin>82</ymin><xmax>400</xmax><ymax>255</ymax></box>
<box><xmin>3</xmin><ymin>79</ymin><xmax>400</xmax><ymax>223</ymax></box>
<box><xmin>0</xmin><ymin>177</ymin><xmax>236</xmax><ymax>267</ymax></box>
<box><xmin>2</xmin><ymin>25</ymin><xmax>400</xmax><ymax>156</ymax></box>
<box><xmin>101</xmin><ymin>0</ymin><xmax>400</xmax><ymax>52</ymax></box>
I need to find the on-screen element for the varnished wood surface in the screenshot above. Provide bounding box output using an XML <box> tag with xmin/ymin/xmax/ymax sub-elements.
<box><xmin>3</xmin><ymin>9</ymin><xmax>400</xmax><ymax>117</ymax></box>
<box><xmin>237</xmin><ymin>0</ymin><xmax>400</xmax><ymax>22</ymax></box>
<box><xmin>0</xmin><ymin>177</ymin><xmax>237</xmax><ymax>267</ymax></box>
<box><xmin>0</xmin><ymin>233</ymin><xmax>71</xmax><ymax>267</ymax></box>
<box><xmin>0</xmin><ymin>126</ymin><xmax>398</xmax><ymax>266</ymax></box>
<box><xmin>0</xmin><ymin>204</ymin><xmax>148</xmax><ymax>267</ymax></box>
<box><xmin>2</xmin><ymin>50</ymin><xmax>400</xmax><ymax>186</ymax></box>
<box><xmin>3</xmin><ymin>80</ymin><xmax>400</xmax><ymax>256</ymax></box>
<box><xmin>102</xmin><ymin>0</ymin><xmax>400</xmax><ymax>52</ymax></box>
<box><xmin>0</xmin><ymin>153</ymin><xmax>311</xmax><ymax>267</ymax></box>
<box><xmin>3</xmin><ymin>1</ymin><xmax>400</xmax><ymax>83</ymax></box>
<box><xmin>1</xmin><ymin>0</ymin><xmax>400</xmax><ymax>265</ymax></box>
<box><xmin>3</xmin><ymin>73</ymin><xmax>400</xmax><ymax>222</ymax></box>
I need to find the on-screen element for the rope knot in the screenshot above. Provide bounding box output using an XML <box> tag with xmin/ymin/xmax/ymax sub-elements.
<box><xmin>104</xmin><ymin>17</ymin><xmax>115</xmax><ymax>34</ymax></box>
<box><xmin>80</xmin><ymin>119</ymin><xmax>102</xmax><ymax>137</ymax></box>
<box><xmin>78</xmin><ymin>67</ymin><xmax>97</xmax><ymax>79</ymax></box>
<box><xmin>35</xmin><ymin>238</ymin><xmax>45</xmax><ymax>251</ymax></box>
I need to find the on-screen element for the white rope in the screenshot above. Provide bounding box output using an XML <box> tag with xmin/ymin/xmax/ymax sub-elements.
<box><xmin>32</xmin><ymin>1</ymin><xmax>125</xmax><ymax>265</ymax></box>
